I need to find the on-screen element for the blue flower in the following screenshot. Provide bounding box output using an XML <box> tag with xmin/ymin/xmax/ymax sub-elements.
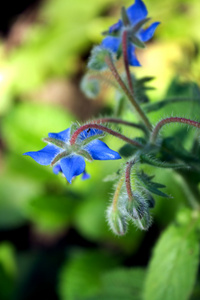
<box><xmin>102</xmin><ymin>0</ymin><xmax>160</xmax><ymax>66</ymax></box>
<box><xmin>23</xmin><ymin>127</ymin><xmax>121</xmax><ymax>183</ymax></box>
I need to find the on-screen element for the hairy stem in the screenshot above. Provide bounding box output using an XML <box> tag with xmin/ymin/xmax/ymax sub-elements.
<box><xmin>125</xmin><ymin>160</ymin><xmax>135</xmax><ymax>202</ymax></box>
<box><xmin>151</xmin><ymin>117</ymin><xmax>200</xmax><ymax>144</ymax></box>
<box><xmin>90</xmin><ymin>117</ymin><xmax>146</xmax><ymax>132</ymax></box>
<box><xmin>122</xmin><ymin>30</ymin><xmax>134</xmax><ymax>95</ymax></box>
<box><xmin>70</xmin><ymin>123</ymin><xmax>143</xmax><ymax>148</ymax></box>
<box><xmin>112</xmin><ymin>176</ymin><xmax>125</xmax><ymax>211</ymax></box>
<box><xmin>105</xmin><ymin>54</ymin><xmax>152</xmax><ymax>131</ymax></box>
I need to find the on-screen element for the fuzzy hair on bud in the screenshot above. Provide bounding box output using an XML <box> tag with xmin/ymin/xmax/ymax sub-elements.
<box><xmin>106</xmin><ymin>205</ymin><xmax>128</xmax><ymax>236</ymax></box>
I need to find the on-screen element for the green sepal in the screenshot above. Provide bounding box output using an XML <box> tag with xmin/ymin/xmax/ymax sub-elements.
<box><xmin>126</xmin><ymin>193</ymin><xmax>148</xmax><ymax>220</ymax></box>
<box><xmin>77</xmin><ymin>150</ymin><xmax>93</xmax><ymax>161</ymax></box>
<box><xmin>103</xmin><ymin>172</ymin><xmax>120</xmax><ymax>182</ymax></box>
<box><xmin>132</xmin><ymin>210</ymin><xmax>151</xmax><ymax>231</ymax></box>
<box><xmin>136</xmin><ymin>171</ymin><xmax>170</xmax><ymax>198</ymax></box>
<box><xmin>43</xmin><ymin>137</ymin><xmax>66</xmax><ymax>149</ymax></box>
<box><xmin>70</xmin><ymin>123</ymin><xmax>79</xmax><ymax>138</ymax></box>
<box><xmin>51</xmin><ymin>150</ymin><xmax>71</xmax><ymax>166</ymax></box>
<box><xmin>131</xmin><ymin>17</ymin><xmax>151</xmax><ymax>34</ymax></box>
<box><xmin>80</xmin><ymin>74</ymin><xmax>100</xmax><ymax>99</ymax></box>
<box><xmin>107</xmin><ymin>206</ymin><xmax>128</xmax><ymax>236</ymax></box>
<box><xmin>121</xmin><ymin>7</ymin><xmax>131</xmax><ymax>26</ymax></box>
<box><xmin>129</xmin><ymin>35</ymin><xmax>145</xmax><ymax>49</ymax></box>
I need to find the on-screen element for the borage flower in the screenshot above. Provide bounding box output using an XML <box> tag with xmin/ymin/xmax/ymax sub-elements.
<box><xmin>102</xmin><ymin>0</ymin><xmax>160</xmax><ymax>66</ymax></box>
<box><xmin>23</xmin><ymin>127</ymin><xmax>121</xmax><ymax>184</ymax></box>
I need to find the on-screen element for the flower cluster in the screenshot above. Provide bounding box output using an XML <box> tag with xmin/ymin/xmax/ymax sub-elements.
<box><xmin>102</xmin><ymin>0</ymin><xmax>160</xmax><ymax>66</ymax></box>
<box><xmin>24</xmin><ymin>0</ymin><xmax>200</xmax><ymax>236</ymax></box>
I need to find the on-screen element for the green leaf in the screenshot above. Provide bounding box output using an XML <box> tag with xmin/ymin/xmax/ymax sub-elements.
<box><xmin>0</xmin><ymin>242</ymin><xmax>17</xmax><ymax>300</ymax></box>
<box><xmin>58</xmin><ymin>249</ymin><xmax>120</xmax><ymax>300</ymax></box>
<box><xmin>87</xmin><ymin>268</ymin><xmax>146</xmax><ymax>300</ymax></box>
<box><xmin>136</xmin><ymin>171</ymin><xmax>170</xmax><ymax>198</ymax></box>
<box><xmin>144</xmin><ymin>219</ymin><xmax>200</xmax><ymax>300</ymax></box>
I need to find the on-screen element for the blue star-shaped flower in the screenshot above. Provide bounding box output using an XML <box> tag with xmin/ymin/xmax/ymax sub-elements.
<box><xmin>102</xmin><ymin>0</ymin><xmax>160</xmax><ymax>66</ymax></box>
<box><xmin>23</xmin><ymin>127</ymin><xmax>121</xmax><ymax>183</ymax></box>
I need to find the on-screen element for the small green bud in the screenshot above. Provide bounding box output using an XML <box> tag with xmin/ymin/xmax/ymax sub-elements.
<box><xmin>133</xmin><ymin>211</ymin><xmax>152</xmax><ymax>231</ymax></box>
<box><xmin>88</xmin><ymin>46</ymin><xmax>111</xmax><ymax>71</ymax></box>
<box><xmin>126</xmin><ymin>193</ymin><xmax>147</xmax><ymax>220</ymax></box>
<box><xmin>107</xmin><ymin>205</ymin><xmax>128</xmax><ymax>236</ymax></box>
<box><xmin>80</xmin><ymin>75</ymin><xmax>100</xmax><ymax>99</ymax></box>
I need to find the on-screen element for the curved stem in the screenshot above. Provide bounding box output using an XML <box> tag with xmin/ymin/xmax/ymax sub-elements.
<box><xmin>122</xmin><ymin>30</ymin><xmax>134</xmax><ymax>95</ymax></box>
<box><xmin>70</xmin><ymin>123</ymin><xmax>143</xmax><ymax>148</ymax></box>
<box><xmin>105</xmin><ymin>54</ymin><xmax>152</xmax><ymax>131</ymax></box>
<box><xmin>90</xmin><ymin>117</ymin><xmax>146</xmax><ymax>133</ymax></box>
<box><xmin>151</xmin><ymin>117</ymin><xmax>200</xmax><ymax>144</ymax></box>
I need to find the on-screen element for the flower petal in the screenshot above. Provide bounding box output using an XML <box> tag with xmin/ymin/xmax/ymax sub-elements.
<box><xmin>53</xmin><ymin>164</ymin><xmax>62</xmax><ymax>175</ymax></box>
<box><xmin>85</xmin><ymin>140</ymin><xmax>121</xmax><ymax>160</ymax></box>
<box><xmin>102</xmin><ymin>36</ymin><xmax>121</xmax><ymax>53</ymax></box>
<box><xmin>79</xmin><ymin>128</ymin><xmax>103</xmax><ymax>141</ymax></box>
<box><xmin>127</xmin><ymin>43</ymin><xmax>141</xmax><ymax>66</ymax></box>
<box><xmin>48</xmin><ymin>128</ymin><xmax>70</xmax><ymax>142</ymax></box>
<box><xmin>23</xmin><ymin>144</ymin><xmax>61</xmax><ymax>165</ymax></box>
<box><xmin>108</xmin><ymin>20</ymin><xmax>123</xmax><ymax>34</ymax></box>
<box><xmin>82</xmin><ymin>171</ymin><xmax>90</xmax><ymax>180</ymax></box>
<box><xmin>60</xmin><ymin>155</ymin><xmax>86</xmax><ymax>184</ymax></box>
<box><xmin>139</xmin><ymin>22</ymin><xmax>160</xmax><ymax>42</ymax></box>
<box><xmin>127</xmin><ymin>0</ymin><xmax>148</xmax><ymax>26</ymax></box>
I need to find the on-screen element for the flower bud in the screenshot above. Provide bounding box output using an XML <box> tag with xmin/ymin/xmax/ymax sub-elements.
<box><xmin>107</xmin><ymin>205</ymin><xmax>127</xmax><ymax>236</ymax></box>
<box><xmin>80</xmin><ymin>75</ymin><xmax>100</xmax><ymax>99</ymax></box>
<box><xmin>87</xmin><ymin>46</ymin><xmax>112</xmax><ymax>71</ymax></box>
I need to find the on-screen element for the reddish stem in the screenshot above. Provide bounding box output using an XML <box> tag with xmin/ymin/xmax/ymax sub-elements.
<box><xmin>70</xmin><ymin>123</ymin><xmax>143</xmax><ymax>148</ymax></box>
<box><xmin>125</xmin><ymin>160</ymin><xmax>135</xmax><ymax>201</ymax></box>
<box><xmin>151</xmin><ymin>117</ymin><xmax>200</xmax><ymax>143</ymax></box>
<box><xmin>122</xmin><ymin>30</ymin><xmax>134</xmax><ymax>95</ymax></box>
<box><xmin>105</xmin><ymin>55</ymin><xmax>152</xmax><ymax>131</ymax></box>
<box><xmin>90</xmin><ymin>117</ymin><xmax>146</xmax><ymax>132</ymax></box>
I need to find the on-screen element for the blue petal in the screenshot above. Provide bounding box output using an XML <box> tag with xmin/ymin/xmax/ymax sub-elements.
<box><xmin>60</xmin><ymin>155</ymin><xmax>86</xmax><ymax>184</ymax></box>
<box><xmin>102</xmin><ymin>36</ymin><xmax>121</xmax><ymax>53</ymax></box>
<box><xmin>127</xmin><ymin>0</ymin><xmax>148</xmax><ymax>26</ymax></box>
<box><xmin>48</xmin><ymin>128</ymin><xmax>70</xmax><ymax>142</ymax></box>
<box><xmin>85</xmin><ymin>140</ymin><xmax>121</xmax><ymax>160</ymax></box>
<box><xmin>79</xmin><ymin>128</ymin><xmax>103</xmax><ymax>141</ymax></box>
<box><xmin>82</xmin><ymin>171</ymin><xmax>90</xmax><ymax>180</ymax></box>
<box><xmin>138</xmin><ymin>22</ymin><xmax>160</xmax><ymax>42</ymax></box>
<box><xmin>53</xmin><ymin>164</ymin><xmax>62</xmax><ymax>175</ymax></box>
<box><xmin>127</xmin><ymin>43</ymin><xmax>141</xmax><ymax>66</ymax></box>
<box><xmin>108</xmin><ymin>20</ymin><xmax>123</xmax><ymax>34</ymax></box>
<box><xmin>23</xmin><ymin>144</ymin><xmax>61</xmax><ymax>165</ymax></box>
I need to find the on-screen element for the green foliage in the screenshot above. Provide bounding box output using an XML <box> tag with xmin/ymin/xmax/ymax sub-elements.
<box><xmin>0</xmin><ymin>243</ymin><xmax>17</xmax><ymax>300</ymax></box>
<box><xmin>144</xmin><ymin>211</ymin><xmax>200</xmax><ymax>300</ymax></box>
<box><xmin>136</xmin><ymin>171</ymin><xmax>170</xmax><ymax>198</ymax></box>
<box><xmin>86</xmin><ymin>268</ymin><xmax>146</xmax><ymax>300</ymax></box>
<box><xmin>58</xmin><ymin>249</ymin><xmax>120</xmax><ymax>300</ymax></box>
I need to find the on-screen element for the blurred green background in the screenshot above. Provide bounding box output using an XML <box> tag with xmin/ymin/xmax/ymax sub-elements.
<box><xmin>0</xmin><ymin>0</ymin><xmax>200</xmax><ymax>299</ymax></box>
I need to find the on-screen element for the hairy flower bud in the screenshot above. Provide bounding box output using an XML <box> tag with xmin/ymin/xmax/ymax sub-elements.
<box><xmin>107</xmin><ymin>205</ymin><xmax>128</xmax><ymax>236</ymax></box>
